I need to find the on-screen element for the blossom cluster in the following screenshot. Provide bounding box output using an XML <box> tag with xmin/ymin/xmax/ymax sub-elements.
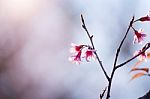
<box><xmin>69</xmin><ymin>11</ymin><xmax>150</xmax><ymax>64</ymax></box>
<box><xmin>132</xmin><ymin>11</ymin><xmax>150</xmax><ymax>61</ymax></box>
<box><xmin>130</xmin><ymin>11</ymin><xmax>150</xmax><ymax>80</ymax></box>
<box><xmin>68</xmin><ymin>9</ymin><xmax>150</xmax><ymax>99</ymax></box>
<box><xmin>69</xmin><ymin>43</ymin><xmax>96</xmax><ymax>64</ymax></box>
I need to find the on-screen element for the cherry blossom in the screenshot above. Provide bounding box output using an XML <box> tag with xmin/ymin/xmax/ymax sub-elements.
<box><xmin>69</xmin><ymin>43</ymin><xmax>97</xmax><ymax>63</ymax></box>
<box><xmin>69</xmin><ymin>50</ymin><xmax>82</xmax><ymax>64</ymax></box>
<box><xmin>69</xmin><ymin>43</ymin><xmax>84</xmax><ymax>53</ymax></box>
<box><xmin>139</xmin><ymin>11</ymin><xmax>150</xmax><ymax>22</ymax></box>
<box><xmin>133</xmin><ymin>29</ymin><xmax>146</xmax><ymax>44</ymax></box>
<box><xmin>134</xmin><ymin>50</ymin><xmax>147</xmax><ymax>61</ymax></box>
<box><xmin>84</xmin><ymin>49</ymin><xmax>96</xmax><ymax>62</ymax></box>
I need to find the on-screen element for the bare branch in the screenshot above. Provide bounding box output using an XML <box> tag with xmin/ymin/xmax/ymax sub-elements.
<box><xmin>100</xmin><ymin>87</ymin><xmax>107</xmax><ymax>99</ymax></box>
<box><xmin>79</xmin><ymin>14</ymin><xmax>150</xmax><ymax>99</ymax></box>
<box><xmin>113</xmin><ymin>16</ymin><xmax>134</xmax><ymax>69</ymax></box>
<box><xmin>106</xmin><ymin>16</ymin><xmax>134</xmax><ymax>99</ymax></box>
<box><xmin>81</xmin><ymin>14</ymin><xmax>110</xmax><ymax>81</ymax></box>
<box><xmin>116</xmin><ymin>42</ymin><xmax>150</xmax><ymax>69</ymax></box>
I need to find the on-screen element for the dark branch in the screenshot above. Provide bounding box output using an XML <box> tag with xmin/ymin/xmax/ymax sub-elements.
<box><xmin>116</xmin><ymin>42</ymin><xmax>150</xmax><ymax>69</ymax></box>
<box><xmin>138</xmin><ymin>90</ymin><xmax>150</xmax><ymax>99</ymax></box>
<box><xmin>113</xmin><ymin>16</ymin><xmax>134</xmax><ymax>69</ymax></box>
<box><xmin>80</xmin><ymin>14</ymin><xmax>150</xmax><ymax>99</ymax></box>
<box><xmin>106</xmin><ymin>16</ymin><xmax>134</xmax><ymax>99</ymax></box>
<box><xmin>100</xmin><ymin>87</ymin><xmax>107</xmax><ymax>99</ymax></box>
<box><xmin>81</xmin><ymin>14</ymin><xmax>110</xmax><ymax>81</ymax></box>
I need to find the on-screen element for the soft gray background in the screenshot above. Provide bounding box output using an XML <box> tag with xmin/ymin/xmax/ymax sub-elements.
<box><xmin>0</xmin><ymin>0</ymin><xmax>150</xmax><ymax>99</ymax></box>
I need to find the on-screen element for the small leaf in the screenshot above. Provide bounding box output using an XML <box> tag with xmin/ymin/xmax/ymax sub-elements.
<box><xmin>147</xmin><ymin>52</ymin><xmax>150</xmax><ymax>58</ymax></box>
<box><xmin>131</xmin><ymin>72</ymin><xmax>146</xmax><ymax>80</ymax></box>
<box><xmin>131</xmin><ymin>68</ymin><xmax>149</xmax><ymax>73</ymax></box>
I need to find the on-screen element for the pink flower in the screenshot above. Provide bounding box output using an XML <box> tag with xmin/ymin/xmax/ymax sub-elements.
<box><xmin>134</xmin><ymin>50</ymin><xmax>147</xmax><ymax>61</ymax></box>
<box><xmin>139</xmin><ymin>11</ymin><xmax>150</xmax><ymax>22</ymax></box>
<box><xmin>69</xmin><ymin>44</ymin><xmax>96</xmax><ymax>64</ymax></box>
<box><xmin>70</xmin><ymin>43</ymin><xmax>84</xmax><ymax>53</ymax></box>
<box><xmin>133</xmin><ymin>29</ymin><xmax>146</xmax><ymax>44</ymax></box>
<box><xmin>84</xmin><ymin>49</ymin><xmax>96</xmax><ymax>62</ymax></box>
<box><xmin>139</xmin><ymin>16</ymin><xmax>150</xmax><ymax>22</ymax></box>
<box><xmin>69</xmin><ymin>50</ymin><xmax>82</xmax><ymax>64</ymax></box>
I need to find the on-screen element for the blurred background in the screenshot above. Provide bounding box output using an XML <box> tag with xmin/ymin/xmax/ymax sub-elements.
<box><xmin>0</xmin><ymin>0</ymin><xmax>150</xmax><ymax>99</ymax></box>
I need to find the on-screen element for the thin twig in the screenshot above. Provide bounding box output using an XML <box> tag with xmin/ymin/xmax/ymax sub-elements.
<box><xmin>81</xmin><ymin>14</ymin><xmax>110</xmax><ymax>81</ymax></box>
<box><xmin>80</xmin><ymin>14</ymin><xmax>150</xmax><ymax>99</ymax></box>
<box><xmin>116</xmin><ymin>42</ymin><xmax>150</xmax><ymax>69</ymax></box>
<box><xmin>106</xmin><ymin>16</ymin><xmax>135</xmax><ymax>99</ymax></box>
<box><xmin>113</xmin><ymin>16</ymin><xmax>134</xmax><ymax>69</ymax></box>
<box><xmin>100</xmin><ymin>87</ymin><xmax>107</xmax><ymax>99</ymax></box>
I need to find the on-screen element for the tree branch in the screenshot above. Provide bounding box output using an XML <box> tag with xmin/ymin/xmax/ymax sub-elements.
<box><xmin>80</xmin><ymin>14</ymin><xmax>150</xmax><ymax>99</ymax></box>
<box><xmin>139</xmin><ymin>90</ymin><xmax>150</xmax><ymax>99</ymax></box>
<box><xmin>100</xmin><ymin>87</ymin><xmax>107</xmax><ymax>99</ymax></box>
<box><xmin>113</xmin><ymin>16</ymin><xmax>134</xmax><ymax>68</ymax></box>
<box><xmin>81</xmin><ymin>14</ymin><xmax>110</xmax><ymax>82</ymax></box>
<box><xmin>116</xmin><ymin>42</ymin><xmax>150</xmax><ymax>69</ymax></box>
<box><xmin>106</xmin><ymin>16</ymin><xmax>135</xmax><ymax>99</ymax></box>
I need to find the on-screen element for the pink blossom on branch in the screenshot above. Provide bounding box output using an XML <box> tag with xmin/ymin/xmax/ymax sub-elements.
<box><xmin>69</xmin><ymin>43</ymin><xmax>96</xmax><ymax>63</ymax></box>
<box><xmin>69</xmin><ymin>13</ymin><xmax>150</xmax><ymax>98</ymax></box>
<box><xmin>139</xmin><ymin>15</ymin><xmax>150</xmax><ymax>22</ymax></box>
<box><xmin>133</xmin><ymin>28</ymin><xmax>146</xmax><ymax>44</ymax></box>
<box><xmin>69</xmin><ymin>43</ymin><xmax>84</xmax><ymax>53</ymax></box>
<box><xmin>83</xmin><ymin>49</ymin><xmax>96</xmax><ymax>62</ymax></box>
<box><xmin>134</xmin><ymin>50</ymin><xmax>147</xmax><ymax>61</ymax></box>
<box><xmin>139</xmin><ymin>11</ymin><xmax>150</xmax><ymax>22</ymax></box>
<box><xmin>69</xmin><ymin>50</ymin><xmax>82</xmax><ymax>64</ymax></box>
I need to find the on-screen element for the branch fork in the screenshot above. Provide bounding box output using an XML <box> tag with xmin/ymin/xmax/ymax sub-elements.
<box><xmin>80</xmin><ymin>14</ymin><xmax>150</xmax><ymax>99</ymax></box>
